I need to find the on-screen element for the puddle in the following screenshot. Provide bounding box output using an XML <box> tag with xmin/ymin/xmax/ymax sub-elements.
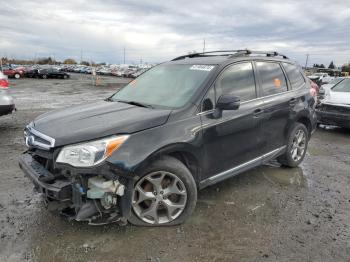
<box><xmin>260</xmin><ymin>165</ymin><xmax>307</xmax><ymax>187</ymax></box>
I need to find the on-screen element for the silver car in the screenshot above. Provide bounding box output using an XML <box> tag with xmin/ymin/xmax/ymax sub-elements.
<box><xmin>0</xmin><ymin>71</ymin><xmax>15</xmax><ymax>116</ymax></box>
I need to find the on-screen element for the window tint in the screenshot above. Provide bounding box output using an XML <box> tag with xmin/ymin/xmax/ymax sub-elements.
<box><xmin>216</xmin><ymin>62</ymin><xmax>256</xmax><ymax>102</ymax></box>
<box><xmin>283</xmin><ymin>63</ymin><xmax>305</xmax><ymax>89</ymax></box>
<box><xmin>256</xmin><ymin>62</ymin><xmax>288</xmax><ymax>96</ymax></box>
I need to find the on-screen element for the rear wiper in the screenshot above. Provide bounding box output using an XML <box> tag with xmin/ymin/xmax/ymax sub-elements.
<box><xmin>116</xmin><ymin>100</ymin><xmax>154</xmax><ymax>109</ymax></box>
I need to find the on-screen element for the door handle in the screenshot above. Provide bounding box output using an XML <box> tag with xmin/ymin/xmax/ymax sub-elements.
<box><xmin>253</xmin><ymin>108</ymin><xmax>264</xmax><ymax>117</ymax></box>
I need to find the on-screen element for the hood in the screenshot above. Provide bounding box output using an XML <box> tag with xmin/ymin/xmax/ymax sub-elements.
<box><xmin>32</xmin><ymin>100</ymin><xmax>171</xmax><ymax>146</ymax></box>
<box><xmin>324</xmin><ymin>91</ymin><xmax>350</xmax><ymax>106</ymax></box>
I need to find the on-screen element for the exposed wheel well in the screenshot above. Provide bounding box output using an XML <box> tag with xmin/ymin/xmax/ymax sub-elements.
<box><xmin>296</xmin><ymin>117</ymin><xmax>312</xmax><ymax>137</ymax></box>
<box><xmin>168</xmin><ymin>151</ymin><xmax>200</xmax><ymax>184</ymax></box>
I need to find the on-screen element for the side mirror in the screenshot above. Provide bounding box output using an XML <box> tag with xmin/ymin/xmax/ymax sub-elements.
<box><xmin>216</xmin><ymin>94</ymin><xmax>240</xmax><ymax>111</ymax></box>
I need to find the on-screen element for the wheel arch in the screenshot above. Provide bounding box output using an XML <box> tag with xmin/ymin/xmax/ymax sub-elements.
<box><xmin>295</xmin><ymin>115</ymin><xmax>312</xmax><ymax>138</ymax></box>
<box><xmin>134</xmin><ymin>143</ymin><xmax>202</xmax><ymax>185</ymax></box>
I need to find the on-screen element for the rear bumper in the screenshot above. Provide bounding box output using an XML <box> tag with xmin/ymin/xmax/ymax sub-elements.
<box><xmin>316</xmin><ymin>110</ymin><xmax>350</xmax><ymax>128</ymax></box>
<box><xmin>0</xmin><ymin>104</ymin><xmax>15</xmax><ymax>116</ymax></box>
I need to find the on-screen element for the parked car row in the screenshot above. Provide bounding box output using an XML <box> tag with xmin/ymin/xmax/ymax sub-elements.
<box><xmin>60</xmin><ymin>64</ymin><xmax>150</xmax><ymax>78</ymax></box>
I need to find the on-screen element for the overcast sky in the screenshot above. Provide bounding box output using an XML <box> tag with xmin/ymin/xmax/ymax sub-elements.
<box><xmin>1</xmin><ymin>0</ymin><xmax>350</xmax><ymax>66</ymax></box>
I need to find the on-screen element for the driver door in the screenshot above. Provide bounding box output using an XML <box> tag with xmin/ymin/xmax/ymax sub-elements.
<box><xmin>200</xmin><ymin>62</ymin><xmax>265</xmax><ymax>181</ymax></box>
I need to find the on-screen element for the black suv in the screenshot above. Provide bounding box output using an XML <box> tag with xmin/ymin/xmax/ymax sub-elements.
<box><xmin>19</xmin><ymin>50</ymin><xmax>317</xmax><ymax>226</ymax></box>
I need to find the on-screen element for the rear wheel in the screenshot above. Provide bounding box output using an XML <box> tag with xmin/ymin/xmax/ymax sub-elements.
<box><xmin>278</xmin><ymin>123</ymin><xmax>308</xmax><ymax>167</ymax></box>
<box><xmin>42</xmin><ymin>74</ymin><xmax>47</xmax><ymax>79</ymax></box>
<box><xmin>128</xmin><ymin>156</ymin><xmax>197</xmax><ymax>226</ymax></box>
<box><xmin>14</xmin><ymin>73</ymin><xmax>20</xmax><ymax>79</ymax></box>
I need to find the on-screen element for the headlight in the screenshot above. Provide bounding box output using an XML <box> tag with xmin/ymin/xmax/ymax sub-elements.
<box><xmin>56</xmin><ymin>135</ymin><xmax>129</xmax><ymax>167</ymax></box>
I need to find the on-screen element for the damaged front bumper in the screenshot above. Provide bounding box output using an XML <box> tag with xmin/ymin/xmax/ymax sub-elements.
<box><xmin>19</xmin><ymin>152</ymin><xmax>134</xmax><ymax>225</ymax></box>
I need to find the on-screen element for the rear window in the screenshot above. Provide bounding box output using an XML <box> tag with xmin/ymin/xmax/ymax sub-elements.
<box><xmin>283</xmin><ymin>63</ymin><xmax>305</xmax><ymax>89</ymax></box>
<box><xmin>256</xmin><ymin>62</ymin><xmax>288</xmax><ymax>96</ymax></box>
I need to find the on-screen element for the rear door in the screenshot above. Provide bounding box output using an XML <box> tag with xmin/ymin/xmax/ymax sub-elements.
<box><xmin>200</xmin><ymin>62</ymin><xmax>264</xmax><ymax>179</ymax></box>
<box><xmin>255</xmin><ymin>61</ymin><xmax>292</xmax><ymax>154</ymax></box>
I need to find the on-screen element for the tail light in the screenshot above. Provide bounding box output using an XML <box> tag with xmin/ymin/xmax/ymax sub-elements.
<box><xmin>0</xmin><ymin>79</ymin><xmax>9</xmax><ymax>89</ymax></box>
<box><xmin>310</xmin><ymin>87</ymin><xmax>317</xmax><ymax>97</ymax></box>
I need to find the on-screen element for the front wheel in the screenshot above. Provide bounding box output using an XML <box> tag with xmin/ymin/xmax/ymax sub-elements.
<box><xmin>278</xmin><ymin>123</ymin><xmax>308</xmax><ymax>167</ymax></box>
<box><xmin>128</xmin><ymin>156</ymin><xmax>197</xmax><ymax>226</ymax></box>
<box><xmin>14</xmin><ymin>73</ymin><xmax>20</xmax><ymax>79</ymax></box>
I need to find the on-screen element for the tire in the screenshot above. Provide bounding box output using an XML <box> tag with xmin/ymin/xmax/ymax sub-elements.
<box><xmin>42</xmin><ymin>75</ymin><xmax>47</xmax><ymax>79</ymax></box>
<box><xmin>14</xmin><ymin>73</ymin><xmax>20</xmax><ymax>79</ymax></box>
<box><xmin>63</xmin><ymin>75</ymin><xmax>68</xmax><ymax>79</ymax></box>
<box><xmin>128</xmin><ymin>156</ymin><xmax>197</xmax><ymax>227</ymax></box>
<box><xmin>277</xmin><ymin>123</ymin><xmax>309</xmax><ymax>167</ymax></box>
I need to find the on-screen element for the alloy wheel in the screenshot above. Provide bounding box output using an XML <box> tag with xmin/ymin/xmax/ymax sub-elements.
<box><xmin>132</xmin><ymin>171</ymin><xmax>187</xmax><ymax>224</ymax></box>
<box><xmin>291</xmin><ymin>129</ymin><xmax>306</xmax><ymax>162</ymax></box>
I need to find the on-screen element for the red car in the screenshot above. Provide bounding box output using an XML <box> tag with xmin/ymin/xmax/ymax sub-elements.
<box><xmin>0</xmin><ymin>65</ymin><xmax>25</xmax><ymax>79</ymax></box>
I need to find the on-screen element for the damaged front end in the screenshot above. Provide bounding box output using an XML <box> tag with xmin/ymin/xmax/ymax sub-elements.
<box><xmin>19</xmin><ymin>150</ymin><xmax>134</xmax><ymax>225</ymax></box>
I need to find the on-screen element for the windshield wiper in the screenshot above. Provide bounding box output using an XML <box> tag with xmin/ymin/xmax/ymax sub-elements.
<box><xmin>116</xmin><ymin>100</ymin><xmax>154</xmax><ymax>109</ymax></box>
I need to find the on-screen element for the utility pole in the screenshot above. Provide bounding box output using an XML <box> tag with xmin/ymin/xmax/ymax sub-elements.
<box><xmin>80</xmin><ymin>49</ymin><xmax>83</xmax><ymax>64</ymax></box>
<box><xmin>305</xmin><ymin>54</ymin><xmax>309</xmax><ymax>69</ymax></box>
<box><xmin>203</xmin><ymin>39</ymin><xmax>206</xmax><ymax>54</ymax></box>
<box><xmin>123</xmin><ymin>47</ymin><xmax>126</xmax><ymax>64</ymax></box>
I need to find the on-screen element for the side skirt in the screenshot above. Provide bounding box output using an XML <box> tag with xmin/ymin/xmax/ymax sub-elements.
<box><xmin>199</xmin><ymin>146</ymin><xmax>286</xmax><ymax>189</ymax></box>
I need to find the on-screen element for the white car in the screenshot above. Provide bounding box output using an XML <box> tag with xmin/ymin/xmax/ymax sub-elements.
<box><xmin>309</xmin><ymin>73</ymin><xmax>334</xmax><ymax>85</ymax></box>
<box><xmin>0</xmin><ymin>71</ymin><xmax>15</xmax><ymax>116</ymax></box>
<box><xmin>316</xmin><ymin>78</ymin><xmax>350</xmax><ymax>129</ymax></box>
<box><xmin>320</xmin><ymin>77</ymin><xmax>345</xmax><ymax>96</ymax></box>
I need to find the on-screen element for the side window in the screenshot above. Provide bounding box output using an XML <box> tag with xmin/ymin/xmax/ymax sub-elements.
<box><xmin>282</xmin><ymin>63</ymin><xmax>305</xmax><ymax>89</ymax></box>
<box><xmin>202</xmin><ymin>86</ymin><xmax>215</xmax><ymax>112</ymax></box>
<box><xmin>215</xmin><ymin>62</ymin><xmax>257</xmax><ymax>102</ymax></box>
<box><xmin>256</xmin><ymin>62</ymin><xmax>288</xmax><ymax>96</ymax></box>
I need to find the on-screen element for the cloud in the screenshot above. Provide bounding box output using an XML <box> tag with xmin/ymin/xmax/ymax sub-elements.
<box><xmin>0</xmin><ymin>0</ymin><xmax>350</xmax><ymax>66</ymax></box>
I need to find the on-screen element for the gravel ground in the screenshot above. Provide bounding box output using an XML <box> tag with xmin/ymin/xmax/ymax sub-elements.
<box><xmin>0</xmin><ymin>74</ymin><xmax>349</xmax><ymax>262</ymax></box>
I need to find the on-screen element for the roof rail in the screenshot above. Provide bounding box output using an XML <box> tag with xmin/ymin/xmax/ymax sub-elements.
<box><xmin>171</xmin><ymin>49</ymin><xmax>289</xmax><ymax>61</ymax></box>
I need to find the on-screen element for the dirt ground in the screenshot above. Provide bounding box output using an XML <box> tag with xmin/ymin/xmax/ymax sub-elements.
<box><xmin>0</xmin><ymin>74</ymin><xmax>349</xmax><ymax>262</ymax></box>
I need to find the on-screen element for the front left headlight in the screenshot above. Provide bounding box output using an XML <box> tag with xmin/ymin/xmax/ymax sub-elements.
<box><xmin>56</xmin><ymin>135</ymin><xmax>129</xmax><ymax>167</ymax></box>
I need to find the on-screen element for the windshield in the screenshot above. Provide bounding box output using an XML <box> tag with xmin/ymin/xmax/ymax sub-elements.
<box><xmin>332</xmin><ymin>78</ymin><xmax>350</xmax><ymax>92</ymax></box>
<box><xmin>328</xmin><ymin>78</ymin><xmax>343</xmax><ymax>86</ymax></box>
<box><xmin>111</xmin><ymin>64</ymin><xmax>215</xmax><ymax>108</ymax></box>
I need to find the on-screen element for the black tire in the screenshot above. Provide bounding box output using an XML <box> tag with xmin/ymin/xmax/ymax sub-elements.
<box><xmin>128</xmin><ymin>156</ymin><xmax>197</xmax><ymax>227</ymax></box>
<box><xmin>14</xmin><ymin>73</ymin><xmax>20</xmax><ymax>79</ymax></box>
<box><xmin>42</xmin><ymin>74</ymin><xmax>47</xmax><ymax>79</ymax></box>
<box><xmin>277</xmin><ymin>123</ymin><xmax>309</xmax><ymax>167</ymax></box>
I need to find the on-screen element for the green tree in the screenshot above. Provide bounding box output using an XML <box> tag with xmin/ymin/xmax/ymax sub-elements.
<box><xmin>328</xmin><ymin>61</ymin><xmax>335</xmax><ymax>69</ymax></box>
<box><xmin>80</xmin><ymin>61</ymin><xmax>90</xmax><ymax>66</ymax></box>
<box><xmin>319</xmin><ymin>64</ymin><xmax>325</xmax><ymax>68</ymax></box>
<box><xmin>63</xmin><ymin>58</ymin><xmax>77</xmax><ymax>64</ymax></box>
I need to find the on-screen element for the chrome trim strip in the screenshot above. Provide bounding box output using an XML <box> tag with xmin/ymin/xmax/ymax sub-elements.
<box><xmin>200</xmin><ymin>146</ymin><xmax>286</xmax><ymax>188</ymax></box>
<box><xmin>25</xmin><ymin>126</ymin><xmax>55</xmax><ymax>150</ymax></box>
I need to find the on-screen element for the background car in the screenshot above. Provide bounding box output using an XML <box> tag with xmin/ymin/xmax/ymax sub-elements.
<box><xmin>308</xmin><ymin>73</ymin><xmax>334</xmax><ymax>85</ymax></box>
<box><xmin>316</xmin><ymin>78</ymin><xmax>350</xmax><ymax>129</ymax></box>
<box><xmin>319</xmin><ymin>77</ymin><xmax>345</xmax><ymax>98</ymax></box>
<box><xmin>37</xmin><ymin>68</ymin><xmax>70</xmax><ymax>79</ymax></box>
<box><xmin>0</xmin><ymin>65</ymin><xmax>25</xmax><ymax>79</ymax></box>
<box><xmin>0</xmin><ymin>72</ymin><xmax>15</xmax><ymax>116</ymax></box>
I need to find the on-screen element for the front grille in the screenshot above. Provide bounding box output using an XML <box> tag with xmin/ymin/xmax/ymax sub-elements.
<box><xmin>31</xmin><ymin>149</ymin><xmax>56</xmax><ymax>174</ymax></box>
<box><xmin>24</xmin><ymin>126</ymin><xmax>55</xmax><ymax>150</ymax></box>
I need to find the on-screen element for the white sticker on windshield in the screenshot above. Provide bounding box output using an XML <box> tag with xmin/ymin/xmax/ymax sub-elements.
<box><xmin>190</xmin><ymin>65</ymin><xmax>215</xmax><ymax>71</ymax></box>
